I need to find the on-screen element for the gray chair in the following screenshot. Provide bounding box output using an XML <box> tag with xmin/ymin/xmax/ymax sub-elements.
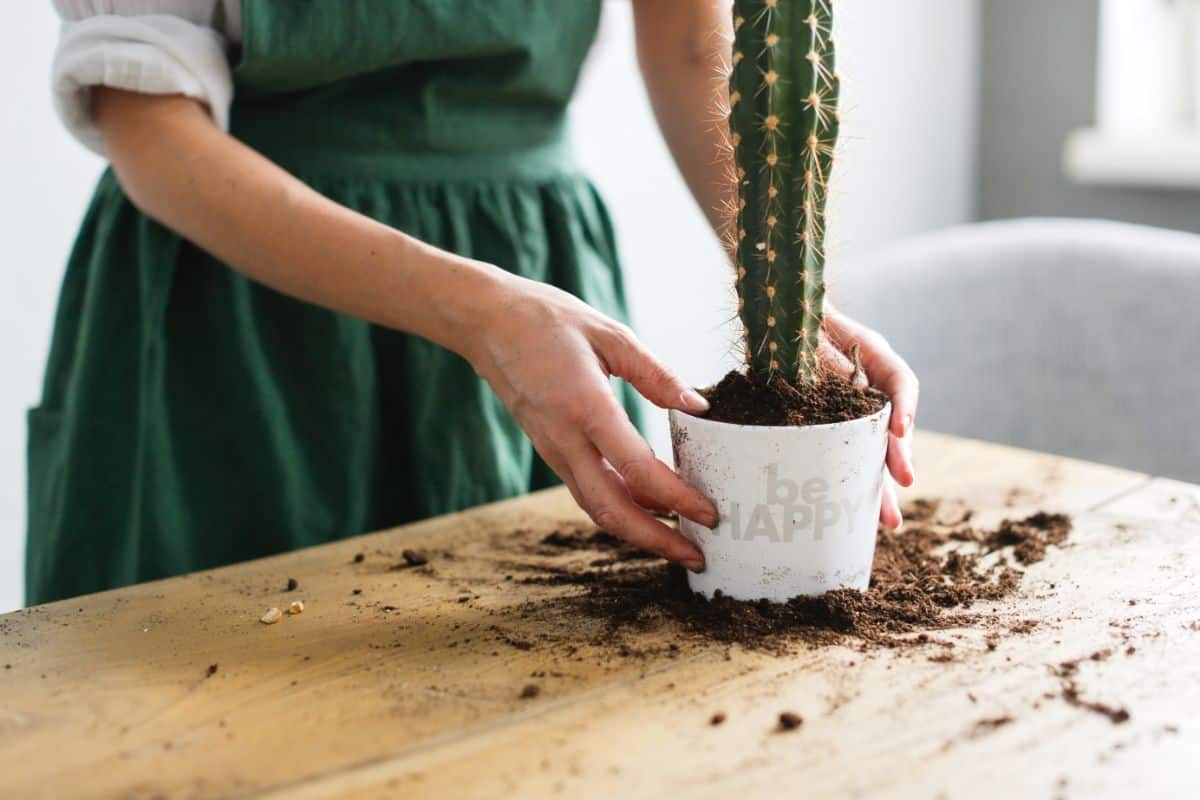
<box><xmin>836</xmin><ymin>218</ymin><xmax>1200</xmax><ymax>483</ymax></box>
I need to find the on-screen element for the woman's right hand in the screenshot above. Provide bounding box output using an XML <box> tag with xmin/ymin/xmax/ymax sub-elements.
<box><xmin>463</xmin><ymin>272</ymin><xmax>716</xmax><ymax>572</ymax></box>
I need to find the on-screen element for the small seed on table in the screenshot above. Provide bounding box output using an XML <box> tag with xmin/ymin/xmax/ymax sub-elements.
<box><xmin>289</xmin><ymin>601</ymin><xmax>304</xmax><ymax>615</ymax></box>
<box><xmin>261</xmin><ymin>607</ymin><xmax>283</xmax><ymax>625</ymax></box>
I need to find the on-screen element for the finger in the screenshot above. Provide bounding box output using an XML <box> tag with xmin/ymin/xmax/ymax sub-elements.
<box><xmin>567</xmin><ymin>441</ymin><xmax>706</xmax><ymax>570</ymax></box>
<box><xmin>879</xmin><ymin>479</ymin><xmax>902</xmax><ymax>531</ymax></box>
<box><xmin>531</xmin><ymin>438</ymin><xmax>588</xmax><ymax>510</ymax></box>
<box><xmin>825</xmin><ymin>311</ymin><xmax>919</xmax><ymax>438</ymax></box>
<box><xmin>875</xmin><ymin>360</ymin><xmax>919</xmax><ymax>439</ymax></box>
<box><xmin>581</xmin><ymin>394</ymin><xmax>719</xmax><ymax>527</ymax></box>
<box><xmin>817</xmin><ymin>337</ymin><xmax>854</xmax><ymax>377</ymax></box>
<box><xmin>886</xmin><ymin>432</ymin><xmax>915</xmax><ymax>487</ymax></box>
<box><xmin>542</xmin><ymin>431</ymin><xmax>671</xmax><ymax>523</ymax></box>
<box><xmin>628</xmin><ymin>486</ymin><xmax>673</xmax><ymax>517</ymax></box>
<box><xmin>596</xmin><ymin>324</ymin><xmax>709</xmax><ymax>414</ymax></box>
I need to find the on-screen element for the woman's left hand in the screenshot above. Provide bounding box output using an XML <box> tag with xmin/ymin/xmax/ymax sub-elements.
<box><xmin>820</xmin><ymin>307</ymin><xmax>919</xmax><ymax>531</ymax></box>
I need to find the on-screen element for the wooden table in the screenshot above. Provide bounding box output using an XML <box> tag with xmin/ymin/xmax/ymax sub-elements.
<box><xmin>1</xmin><ymin>432</ymin><xmax>1198</xmax><ymax>799</ymax></box>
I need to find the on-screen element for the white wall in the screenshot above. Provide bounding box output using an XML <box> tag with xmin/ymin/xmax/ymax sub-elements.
<box><xmin>1</xmin><ymin>5</ymin><xmax>105</xmax><ymax>612</ymax></box>
<box><xmin>0</xmin><ymin>0</ymin><xmax>979</xmax><ymax>612</ymax></box>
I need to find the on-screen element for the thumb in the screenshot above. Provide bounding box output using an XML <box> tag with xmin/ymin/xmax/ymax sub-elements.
<box><xmin>598</xmin><ymin>325</ymin><xmax>709</xmax><ymax>414</ymax></box>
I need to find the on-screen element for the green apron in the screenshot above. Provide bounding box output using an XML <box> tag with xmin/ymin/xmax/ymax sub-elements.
<box><xmin>26</xmin><ymin>0</ymin><xmax>643</xmax><ymax>605</ymax></box>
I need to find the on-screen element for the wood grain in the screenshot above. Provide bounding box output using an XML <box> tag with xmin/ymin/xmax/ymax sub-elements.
<box><xmin>1</xmin><ymin>431</ymin><xmax>1195</xmax><ymax>799</ymax></box>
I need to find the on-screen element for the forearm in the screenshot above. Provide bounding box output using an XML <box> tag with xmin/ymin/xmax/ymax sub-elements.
<box><xmin>93</xmin><ymin>88</ymin><xmax>506</xmax><ymax>359</ymax></box>
<box><xmin>633</xmin><ymin>0</ymin><xmax>733</xmax><ymax>238</ymax></box>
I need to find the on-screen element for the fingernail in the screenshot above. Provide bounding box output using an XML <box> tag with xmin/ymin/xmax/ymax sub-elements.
<box><xmin>699</xmin><ymin>511</ymin><xmax>719</xmax><ymax>528</ymax></box>
<box><xmin>903</xmin><ymin>414</ymin><xmax>914</xmax><ymax>436</ymax></box>
<box><xmin>683</xmin><ymin>557</ymin><xmax>706</xmax><ymax>573</ymax></box>
<box><xmin>680</xmin><ymin>388</ymin><xmax>709</xmax><ymax>413</ymax></box>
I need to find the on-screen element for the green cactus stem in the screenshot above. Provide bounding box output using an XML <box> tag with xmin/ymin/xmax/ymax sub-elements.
<box><xmin>728</xmin><ymin>0</ymin><xmax>839</xmax><ymax>385</ymax></box>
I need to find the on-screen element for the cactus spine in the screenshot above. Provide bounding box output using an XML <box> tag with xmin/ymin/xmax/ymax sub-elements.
<box><xmin>728</xmin><ymin>0</ymin><xmax>838</xmax><ymax>385</ymax></box>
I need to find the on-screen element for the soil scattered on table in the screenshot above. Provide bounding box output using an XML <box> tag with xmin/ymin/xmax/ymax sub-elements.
<box><xmin>519</xmin><ymin>683</ymin><xmax>540</xmax><ymax>699</ymax></box>
<box><xmin>285</xmin><ymin>577</ymin><xmax>298</xmax><ymax>592</ymax></box>
<box><xmin>700</xmin><ymin>369</ymin><xmax>886</xmax><ymax>427</ymax></box>
<box><xmin>205</xmin><ymin>663</ymin><xmax>218</xmax><ymax>678</ymax></box>
<box><xmin>983</xmin><ymin>513</ymin><xmax>1072</xmax><ymax>565</ymax></box>
<box><xmin>535</xmin><ymin>529</ymin><xmax>659</xmax><ymax>567</ymax></box>
<box><xmin>710</xmin><ymin>711</ymin><xmax>727</xmax><ymax>726</ymax></box>
<box><xmin>514</xmin><ymin>499</ymin><xmax>1070</xmax><ymax>655</ymax></box>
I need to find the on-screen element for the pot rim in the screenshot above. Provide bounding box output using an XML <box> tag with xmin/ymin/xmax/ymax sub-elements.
<box><xmin>668</xmin><ymin>399</ymin><xmax>891</xmax><ymax>433</ymax></box>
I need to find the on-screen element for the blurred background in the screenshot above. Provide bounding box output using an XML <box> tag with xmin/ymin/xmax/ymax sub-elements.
<box><xmin>3</xmin><ymin>0</ymin><xmax>1198</xmax><ymax>612</ymax></box>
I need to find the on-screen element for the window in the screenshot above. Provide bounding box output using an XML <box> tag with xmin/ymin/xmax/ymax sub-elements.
<box><xmin>1065</xmin><ymin>0</ymin><xmax>1200</xmax><ymax>187</ymax></box>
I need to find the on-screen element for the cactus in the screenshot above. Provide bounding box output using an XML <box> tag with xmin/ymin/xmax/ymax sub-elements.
<box><xmin>727</xmin><ymin>0</ymin><xmax>838</xmax><ymax>385</ymax></box>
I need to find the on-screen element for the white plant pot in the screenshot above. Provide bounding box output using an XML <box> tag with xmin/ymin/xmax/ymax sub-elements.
<box><xmin>669</xmin><ymin>402</ymin><xmax>890</xmax><ymax>602</ymax></box>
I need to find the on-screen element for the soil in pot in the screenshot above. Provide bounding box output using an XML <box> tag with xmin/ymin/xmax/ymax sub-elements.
<box><xmin>700</xmin><ymin>369</ymin><xmax>886</xmax><ymax>427</ymax></box>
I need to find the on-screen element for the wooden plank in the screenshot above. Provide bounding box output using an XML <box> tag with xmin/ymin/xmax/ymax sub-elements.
<box><xmin>0</xmin><ymin>433</ymin><xmax>1174</xmax><ymax>799</ymax></box>
<box><xmin>904</xmin><ymin>431</ymin><xmax>1150</xmax><ymax>516</ymax></box>
<box><xmin>280</xmin><ymin>488</ymin><xmax>1200</xmax><ymax>799</ymax></box>
<box><xmin>0</xmin><ymin>489</ymin><xmax>625</xmax><ymax>799</ymax></box>
<box><xmin>1093</xmin><ymin>476</ymin><xmax>1200</xmax><ymax>524</ymax></box>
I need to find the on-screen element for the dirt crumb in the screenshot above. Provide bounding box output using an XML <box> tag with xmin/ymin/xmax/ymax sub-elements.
<box><xmin>401</xmin><ymin>549</ymin><xmax>429</xmax><ymax>567</ymax></box>
<box><xmin>519</xmin><ymin>684</ymin><xmax>540</xmax><ymax>700</ymax></box>
<box><xmin>285</xmin><ymin>578</ymin><xmax>298</xmax><ymax>592</ymax></box>
<box><xmin>1060</xmin><ymin>680</ymin><xmax>1130</xmax><ymax>724</ymax></box>
<box><xmin>491</xmin><ymin>626</ymin><xmax>534</xmax><ymax>651</ymax></box>
<box><xmin>777</xmin><ymin>711</ymin><xmax>804</xmax><ymax>731</ymax></box>
<box><xmin>1055</xmin><ymin>648</ymin><xmax>1112</xmax><ymax>678</ymax></box>
<box><xmin>710</xmin><ymin>712</ymin><xmax>727</xmax><ymax>726</ymax></box>
<box><xmin>970</xmin><ymin>716</ymin><xmax>1013</xmax><ymax>737</ymax></box>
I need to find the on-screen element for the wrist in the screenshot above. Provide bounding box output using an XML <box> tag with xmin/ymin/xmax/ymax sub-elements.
<box><xmin>416</xmin><ymin>249</ymin><xmax>517</xmax><ymax>366</ymax></box>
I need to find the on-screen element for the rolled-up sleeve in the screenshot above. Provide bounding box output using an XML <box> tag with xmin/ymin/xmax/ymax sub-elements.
<box><xmin>51</xmin><ymin>1</ymin><xmax>234</xmax><ymax>156</ymax></box>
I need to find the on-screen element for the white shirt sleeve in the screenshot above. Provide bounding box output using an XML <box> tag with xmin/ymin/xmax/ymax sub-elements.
<box><xmin>51</xmin><ymin>1</ymin><xmax>238</xmax><ymax>157</ymax></box>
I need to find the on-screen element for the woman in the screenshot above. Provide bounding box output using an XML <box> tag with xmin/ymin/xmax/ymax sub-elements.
<box><xmin>31</xmin><ymin>1</ymin><xmax>917</xmax><ymax>604</ymax></box>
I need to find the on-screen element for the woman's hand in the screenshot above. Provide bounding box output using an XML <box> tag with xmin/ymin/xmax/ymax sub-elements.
<box><xmin>821</xmin><ymin>307</ymin><xmax>920</xmax><ymax>531</ymax></box>
<box><xmin>465</xmin><ymin>274</ymin><xmax>716</xmax><ymax>571</ymax></box>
